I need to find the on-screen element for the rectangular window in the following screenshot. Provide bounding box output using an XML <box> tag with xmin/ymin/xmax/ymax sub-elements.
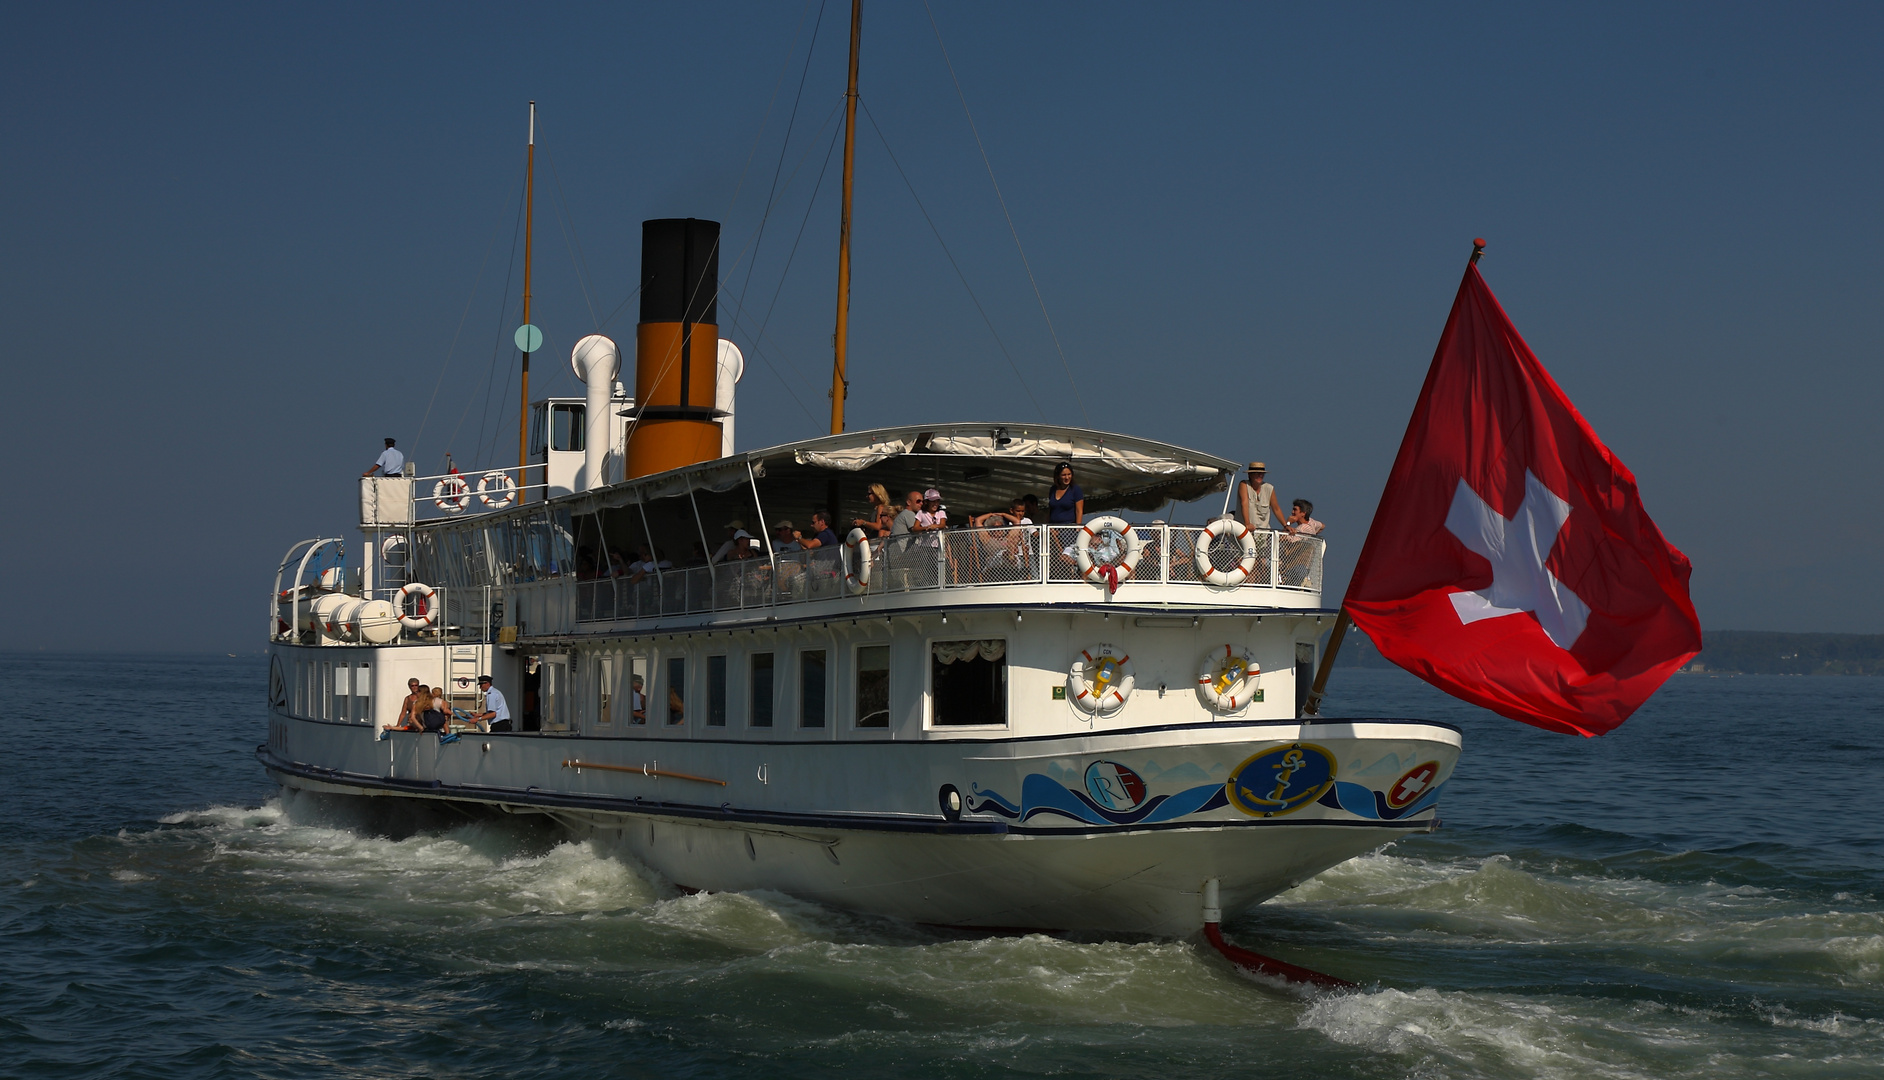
<box><xmin>354</xmin><ymin>662</ymin><xmax>371</xmax><ymax>723</ymax></box>
<box><xmin>800</xmin><ymin>650</ymin><xmax>827</xmax><ymax>728</ymax></box>
<box><xmin>666</xmin><ymin>655</ymin><xmax>686</xmax><ymax>724</ymax></box>
<box><xmin>321</xmin><ymin>662</ymin><xmax>334</xmax><ymax>721</ymax></box>
<box><xmin>334</xmin><ymin>664</ymin><xmax>351</xmax><ymax>723</ymax></box>
<box><xmin>931</xmin><ymin>639</ymin><xmax>1008</xmax><ymax>727</ymax></box>
<box><xmin>707</xmin><ymin>655</ymin><xmax>727</xmax><ymax>726</ymax></box>
<box><xmin>628</xmin><ymin>656</ymin><xmax>648</xmax><ymax>724</ymax></box>
<box><xmin>856</xmin><ymin>645</ymin><xmax>890</xmax><ymax>728</ymax></box>
<box><xmin>750</xmin><ymin>653</ymin><xmax>774</xmax><ymax>727</ymax></box>
<box><xmin>294</xmin><ymin>659</ymin><xmax>306</xmax><ymax>716</ymax></box>
<box><xmin>597</xmin><ymin>654</ymin><xmax>616</xmax><ymax>727</ymax></box>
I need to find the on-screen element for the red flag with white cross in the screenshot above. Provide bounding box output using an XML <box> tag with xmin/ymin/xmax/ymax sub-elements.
<box><xmin>1342</xmin><ymin>255</ymin><xmax>1701</xmax><ymax>736</ymax></box>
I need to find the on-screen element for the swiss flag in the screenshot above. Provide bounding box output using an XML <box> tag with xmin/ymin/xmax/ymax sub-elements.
<box><xmin>1343</xmin><ymin>257</ymin><xmax>1701</xmax><ymax>736</ymax></box>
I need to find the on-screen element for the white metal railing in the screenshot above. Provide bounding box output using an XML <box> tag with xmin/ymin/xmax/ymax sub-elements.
<box><xmin>575</xmin><ymin>524</ymin><xmax>1323</xmax><ymax>624</ymax></box>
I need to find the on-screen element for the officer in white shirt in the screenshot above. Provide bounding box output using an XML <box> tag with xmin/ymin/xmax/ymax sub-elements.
<box><xmin>363</xmin><ymin>438</ymin><xmax>405</xmax><ymax>478</ymax></box>
<box><xmin>473</xmin><ymin>675</ymin><xmax>511</xmax><ymax>732</ymax></box>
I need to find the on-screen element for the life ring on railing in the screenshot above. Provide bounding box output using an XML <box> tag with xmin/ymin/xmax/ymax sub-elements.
<box><xmin>476</xmin><ymin>471</ymin><xmax>517</xmax><ymax>509</ymax></box>
<box><xmin>843</xmin><ymin>528</ymin><xmax>873</xmax><ymax>594</ymax></box>
<box><xmin>433</xmin><ymin>474</ymin><xmax>471</xmax><ymax>514</ymax></box>
<box><xmin>1193</xmin><ymin>518</ymin><xmax>1260</xmax><ymax>587</ymax></box>
<box><xmin>398</xmin><ymin>581</ymin><xmax>437</xmax><ymax>630</ymax></box>
<box><xmin>1074</xmin><ymin>516</ymin><xmax>1144</xmax><ymax>595</ymax></box>
<box><xmin>1197</xmin><ymin>644</ymin><xmax>1260</xmax><ymax>713</ymax></box>
<box><xmin>1067</xmin><ymin>644</ymin><xmax>1135</xmax><ymax>716</ymax></box>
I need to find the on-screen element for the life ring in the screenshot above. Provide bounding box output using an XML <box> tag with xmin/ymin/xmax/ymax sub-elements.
<box><xmin>476</xmin><ymin>471</ymin><xmax>517</xmax><ymax>509</ymax></box>
<box><xmin>1197</xmin><ymin>644</ymin><xmax>1260</xmax><ymax>713</ymax></box>
<box><xmin>1074</xmin><ymin>516</ymin><xmax>1144</xmax><ymax>594</ymax></box>
<box><xmin>843</xmin><ymin>528</ymin><xmax>873</xmax><ymax>594</ymax></box>
<box><xmin>1067</xmin><ymin>644</ymin><xmax>1135</xmax><ymax>716</ymax></box>
<box><xmin>398</xmin><ymin>581</ymin><xmax>437</xmax><ymax>630</ymax></box>
<box><xmin>433</xmin><ymin>475</ymin><xmax>471</xmax><ymax>514</ymax></box>
<box><xmin>1193</xmin><ymin>518</ymin><xmax>1260</xmax><ymax>587</ymax></box>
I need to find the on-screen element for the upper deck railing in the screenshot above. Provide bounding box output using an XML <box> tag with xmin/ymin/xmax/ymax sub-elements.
<box><xmin>575</xmin><ymin>524</ymin><xmax>1324</xmax><ymax>624</ymax></box>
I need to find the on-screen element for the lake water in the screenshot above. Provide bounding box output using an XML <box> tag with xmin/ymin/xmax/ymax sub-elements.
<box><xmin>3</xmin><ymin>654</ymin><xmax>1881</xmax><ymax>1079</ymax></box>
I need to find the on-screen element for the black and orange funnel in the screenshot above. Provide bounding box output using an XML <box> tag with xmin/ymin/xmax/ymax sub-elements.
<box><xmin>626</xmin><ymin>218</ymin><xmax>724</xmax><ymax>478</ymax></box>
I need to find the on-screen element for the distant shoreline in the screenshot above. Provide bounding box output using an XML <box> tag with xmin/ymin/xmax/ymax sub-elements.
<box><xmin>1330</xmin><ymin>629</ymin><xmax>1884</xmax><ymax>676</ymax></box>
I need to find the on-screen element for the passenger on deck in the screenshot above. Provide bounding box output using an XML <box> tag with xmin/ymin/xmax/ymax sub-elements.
<box><xmin>712</xmin><ymin>521</ymin><xmax>759</xmax><ymax>564</ymax></box>
<box><xmin>387</xmin><ymin>678</ymin><xmax>425</xmax><ymax>732</ymax></box>
<box><xmin>918</xmin><ymin>489</ymin><xmax>947</xmax><ymax>530</ymax></box>
<box><xmin>967</xmin><ymin>497</ymin><xmax>1034</xmax><ymax>574</ymax></box>
<box><xmin>1285</xmin><ymin>499</ymin><xmax>1324</xmax><ymax>538</ymax></box>
<box><xmin>627</xmin><ymin>547</ymin><xmax>671</xmax><ymax>584</ymax></box>
<box><xmin>890</xmin><ymin>490</ymin><xmax>924</xmax><ymax>550</ymax></box>
<box><xmin>472</xmin><ymin>675</ymin><xmax>511</xmax><ymax>732</ymax></box>
<box><xmin>800</xmin><ymin>511</ymin><xmax>840</xmax><ymax>552</ymax></box>
<box><xmin>362</xmin><ymin>438</ymin><xmax>404</xmax><ymax>478</ymax></box>
<box><xmin>853</xmin><ymin>484</ymin><xmax>895</xmax><ymax>538</ymax></box>
<box><xmin>419</xmin><ymin>686</ymin><xmax>450</xmax><ymax>733</ymax></box>
<box><xmin>629</xmin><ymin>674</ymin><xmax>647</xmax><ymax>724</ymax></box>
<box><xmin>1238</xmin><ymin>462</ymin><xmax>1285</xmax><ymax>530</ymax></box>
<box><xmin>771</xmin><ymin>521</ymin><xmax>803</xmax><ymax>556</ymax></box>
<box><xmin>1046</xmin><ymin>463</ymin><xmax>1084</xmax><ymax>525</ymax></box>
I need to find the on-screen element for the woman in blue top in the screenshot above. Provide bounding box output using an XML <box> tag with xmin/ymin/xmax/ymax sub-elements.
<box><xmin>1047</xmin><ymin>462</ymin><xmax>1084</xmax><ymax>525</ymax></box>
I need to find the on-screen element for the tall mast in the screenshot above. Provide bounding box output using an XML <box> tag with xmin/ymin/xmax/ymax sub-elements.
<box><xmin>519</xmin><ymin>101</ymin><xmax>537</xmax><ymax>495</ymax></box>
<box><xmin>829</xmin><ymin>0</ymin><xmax>861</xmax><ymax>434</ymax></box>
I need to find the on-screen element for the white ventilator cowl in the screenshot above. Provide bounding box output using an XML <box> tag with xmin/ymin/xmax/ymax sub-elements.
<box><xmin>716</xmin><ymin>339</ymin><xmax>744</xmax><ymax>458</ymax></box>
<box><xmin>572</xmin><ymin>334</ymin><xmax>621</xmax><ymax>491</ymax></box>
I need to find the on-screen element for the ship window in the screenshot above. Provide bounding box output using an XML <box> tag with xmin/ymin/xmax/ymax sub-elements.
<box><xmin>597</xmin><ymin>654</ymin><xmax>616</xmax><ymax>728</ymax></box>
<box><xmin>293</xmin><ymin>659</ymin><xmax>305</xmax><ymax>716</ymax></box>
<box><xmin>628</xmin><ymin>655</ymin><xmax>648</xmax><ymax>724</ymax></box>
<box><xmin>321</xmin><ymin>662</ymin><xmax>333</xmax><ymax>721</ymax></box>
<box><xmin>334</xmin><ymin>664</ymin><xmax>350</xmax><ymax>722</ymax></box>
<box><xmin>856</xmin><ymin>645</ymin><xmax>890</xmax><ymax>728</ymax></box>
<box><xmin>552</xmin><ymin>403</ymin><xmax>585</xmax><ymax>452</ymax></box>
<box><xmin>354</xmin><ymin>662</ymin><xmax>371</xmax><ymax>724</ymax></box>
<box><xmin>666</xmin><ymin>655</ymin><xmax>686</xmax><ymax>724</ymax></box>
<box><xmin>931</xmin><ymin>639</ymin><xmax>1007</xmax><ymax>727</ymax></box>
<box><xmin>750</xmin><ymin>653</ymin><xmax>774</xmax><ymax>727</ymax></box>
<box><xmin>707</xmin><ymin>655</ymin><xmax>727</xmax><ymax>726</ymax></box>
<box><xmin>800</xmin><ymin>650</ymin><xmax>826</xmax><ymax>728</ymax></box>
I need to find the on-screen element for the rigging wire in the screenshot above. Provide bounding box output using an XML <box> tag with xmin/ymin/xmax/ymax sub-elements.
<box><xmin>859</xmin><ymin>98</ymin><xmax>1048</xmax><ymax>423</ymax></box>
<box><xmin>544</xmin><ymin>144</ymin><xmax>601</xmax><ymax>330</ymax></box>
<box><xmin>412</xmin><ymin>169</ymin><xmax>516</xmax><ymax>461</ymax></box>
<box><xmin>725</xmin><ymin>0</ymin><xmax>817</xmax><ymax>218</ymax></box>
<box><xmin>922</xmin><ymin>0</ymin><xmax>1091</xmax><ymax>426</ymax></box>
<box><xmin>737</xmin><ymin>0</ymin><xmax>830</xmax><ymax>316</ymax></box>
<box><xmin>464</xmin><ymin>183</ymin><xmax>529</xmax><ymax>467</ymax></box>
<box><xmin>753</xmin><ymin>117</ymin><xmax>843</xmax><ymax>373</ymax></box>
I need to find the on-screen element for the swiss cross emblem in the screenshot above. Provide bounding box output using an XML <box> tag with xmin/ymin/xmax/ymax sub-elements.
<box><xmin>1445</xmin><ymin>471</ymin><xmax>1591</xmax><ymax>649</ymax></box>
<box><xmin>1386</xmin><ymin>761</ymin><xmax>1441</xmax><ymax>809</ymax></box>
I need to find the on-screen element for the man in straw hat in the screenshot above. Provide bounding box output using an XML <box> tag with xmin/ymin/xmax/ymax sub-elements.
<box><xmin>1238</xmin><ymin>461</ymin><xmax>1286</xmax><ymax>530</ymax></box>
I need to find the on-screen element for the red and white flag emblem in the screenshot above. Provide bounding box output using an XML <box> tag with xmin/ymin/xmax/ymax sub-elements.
<box><xmin>1343</xmin><ymin>259</ymin><xmax>1701</xmax><ymax>736</ymax></box>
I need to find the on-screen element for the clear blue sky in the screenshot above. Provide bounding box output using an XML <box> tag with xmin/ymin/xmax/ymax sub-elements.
<box><xmin>3</xmin><ymin>2</ymin><xmax>1879</xmax><ymax>651</ymax></box>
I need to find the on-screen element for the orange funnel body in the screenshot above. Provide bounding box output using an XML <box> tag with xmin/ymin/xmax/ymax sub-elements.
<box><xmin>626</xmin><ymin>218</ymin><xmax>723</xmax><ymax>479</ymax></box>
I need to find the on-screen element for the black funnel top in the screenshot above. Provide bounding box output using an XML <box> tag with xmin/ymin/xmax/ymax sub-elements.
<box><xmin>639</xmin><ymin>218</ymin><xmax>720</xmax><ymax>324</ymax></box>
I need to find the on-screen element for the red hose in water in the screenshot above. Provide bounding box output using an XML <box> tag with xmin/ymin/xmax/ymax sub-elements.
<box><xmin>1202</xmin><ymin>922</ymin><xmax>1357</xmax><ymax>991</ymax></box>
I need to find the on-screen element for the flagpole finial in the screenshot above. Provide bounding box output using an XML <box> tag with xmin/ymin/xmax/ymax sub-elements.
<box><xmin>1470</xmin><ymin>238</ymin><xmax>1486</xmax><ymax>265</ymax></box>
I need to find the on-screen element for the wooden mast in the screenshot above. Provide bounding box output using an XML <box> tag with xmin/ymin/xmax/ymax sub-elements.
<box><xmin>519</xmin><ymin>102</ymin><xmax>537</xmax><ymax>497</ymax></box>
<box><xmin>829</xmin><ymin>0</ymin><xmax>861</xmax><ymax>434</ymax></box>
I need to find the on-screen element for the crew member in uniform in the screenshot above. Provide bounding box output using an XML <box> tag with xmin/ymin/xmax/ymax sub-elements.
<box><xmin>472</xmin><ymin>675</ymin><xmax>511</xmax><ymax>732</ymax></box>
<box><xmin>363</xmin><ymin>438</ymin><xmax>405</xmax><ymax>478</ymax></box>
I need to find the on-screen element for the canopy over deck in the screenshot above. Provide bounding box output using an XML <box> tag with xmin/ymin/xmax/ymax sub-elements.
<box><xmin>573</xmin><ymin>423</ymin><xmax>1236</xmax><ymax>522</ymax></box>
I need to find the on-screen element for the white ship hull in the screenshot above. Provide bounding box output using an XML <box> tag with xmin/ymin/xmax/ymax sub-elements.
<box><xmin>262</xmin><ymin>704</ymin><xmax>1459</xmax><ymax>936</ymax></box>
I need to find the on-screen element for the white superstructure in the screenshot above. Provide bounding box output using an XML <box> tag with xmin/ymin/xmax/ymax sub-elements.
<box><xmin>262</xmin><ymin>421</ymin><xmax>1459</xmax><ymax>937</ymax></box>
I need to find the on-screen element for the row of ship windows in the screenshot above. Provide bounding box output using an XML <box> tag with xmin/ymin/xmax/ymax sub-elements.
<box><xmin>293</xmin><ymin>658</ymin><xmax>373</xmax><ymax>724</ymax></box>
<box><xmin>583</xmin><ymin>638</ymin><xmax>1009</xmax><ymax>732</ymax></box>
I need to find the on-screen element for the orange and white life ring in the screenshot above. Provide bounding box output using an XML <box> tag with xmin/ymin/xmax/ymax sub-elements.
<box><xmin>398</xmin><ymin>581</ymin><xmax>437</xmax><ymax>630</ymax></box>
<box><xmin>476</xmin><ymin>471</ymin><xmax>516</xmax><ymax>509</ymax></box>
<box><xmin>1193</xmin><ymin>518</ymin><xmax>1260</xmax><ymax>587</ymax></box>
<box><xmin>1197</xmin><ymin>644</ymin><xmax>1260</xmax><ymax>712</ymax></box>
<box><xmin>433</xmin><ymin>475</ymin><xmax>471</xmax><ymax>514</ymax></box>
<box><xmin>1074</xmin><ymin>516</ymin><xmax>1144</xmax><ymax>594</ymax></box>
<box><xmin>1067</xmin><ymin>644</ymin><xmax>1135</xmax><ymax>716</ymax></box>
<box><xmin>843</xmin><ymin>528</ymin><xmax>873</xmax><ymax>594</ymax></box>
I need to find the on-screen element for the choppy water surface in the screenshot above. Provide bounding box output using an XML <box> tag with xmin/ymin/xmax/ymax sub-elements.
<box><xmin>2</xmin><ymin>655</ymin><xmax>1881</xmax><ymax>1078</ymax></box>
